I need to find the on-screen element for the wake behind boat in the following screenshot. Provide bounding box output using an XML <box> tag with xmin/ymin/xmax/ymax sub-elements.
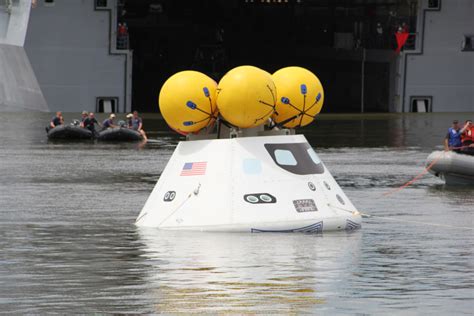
<box><xmin>426</xmin><ymin>150</ymin><xmax>474</xmax><ymax>185</ymax></box>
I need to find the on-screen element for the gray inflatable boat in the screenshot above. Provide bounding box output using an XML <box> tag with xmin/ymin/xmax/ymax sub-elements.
<box><xmin>47</xmin><ymin>124</ymin><xmax>93</xmax><ymax>140</ymax></box>
<box><xmin>97</xmin><ymin>127</ymin><xmax>143</xmax><ymax>142</ymax></box>
<box><xmin>426</xmin><ymin>150</ymin><xmax>474</xmax><ymax>185</ymax></box>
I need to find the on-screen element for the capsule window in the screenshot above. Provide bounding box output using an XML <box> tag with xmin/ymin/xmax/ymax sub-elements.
<box><xmin>274</xmin><ymin>150</ymin><xmax>297</xmax><ymax>166</ymax></box>
<box><xmin>265</xmin><ymin>143</ymin><xmax>325</xmax><ymax>175</ymax></box>
<box><xmin>242</xmin><ymin>158</ymin><xmax>262</xmax><ymax>174</ymax></box>
<box><xmin>307</xmin><ymin>148</ymin><xmax>321</xmax><ymax>164</ymax></box>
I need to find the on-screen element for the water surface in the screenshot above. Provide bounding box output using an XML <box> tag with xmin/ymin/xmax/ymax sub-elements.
<box><xmin>0</xmin><ymin>112</ymin><xmax>473</xmax><ymax>314</ymax></box>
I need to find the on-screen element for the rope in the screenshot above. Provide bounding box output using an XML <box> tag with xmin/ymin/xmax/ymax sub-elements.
<box><xmin>361</xmin><ymin>213</ymin><xmax>474</xmax><ymax>230</ymax></box>
<box><xmin>157</xmin><ymin>183</ymin><xmax>201</xmax><ymax>227</ymax></box>
<box><xmin>327</xmin><ymin>145</ymin><xmax>474</xmax><ymax>230</ymax></box>
<box><xmin>382</xmin><ymin>150</ymin><xmax>445</xmax><ymax>196</ymax></box>
<box><xmin>382</xmin><ymin>146</ymin><xmax>470</xmax><ymax>197</ymax></box>
<box><xmin>327</xmin><ymin>203</ymin><xmax>474</xmax><ymax>231</ymax></box>
<box><xmin>157</xmin><ymin>193</ymin><xmax>193</xmax><ymax>227</ymax></box>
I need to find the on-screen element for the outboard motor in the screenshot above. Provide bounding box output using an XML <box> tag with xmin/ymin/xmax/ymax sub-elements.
<box><xmin>118</xmin><ymin>120</ymin><xmax>127</xmax><ymax>128</ymax></box>
<box><xmin>71</xmin><ymin>119</ymin><xmax>81</xmax><ymax>126</ymax></box>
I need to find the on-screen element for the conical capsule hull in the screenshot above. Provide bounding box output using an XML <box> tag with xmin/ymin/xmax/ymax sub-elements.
<box><xmin>136</xmin><ymin>135</ymin><xmax>361</xmax><ymax>232</ymax></box>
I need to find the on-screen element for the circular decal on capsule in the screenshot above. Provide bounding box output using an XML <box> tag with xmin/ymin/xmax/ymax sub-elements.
<box><xmin>324</xmin><ymin>181</ymin><xmax>331</xmax><ymax>190</ymax></box>
<box><xmin>308</xmin><ymin>182</ymin><xmax>316</xmax><ymax>191</ymax></box>
<box><xmin>246</xmin><ymin>195</ymin><xmax>259</xmax><ymax>203</ymax></box>
<box><xmin>243</xmin><ymin>193</ymin><xmax>277</xmax><ymax>204</ymax></box>
<box><xmin>163</xmin><ymin>191</ymin><xmax>176</xmax><ymax>202</ymax></box>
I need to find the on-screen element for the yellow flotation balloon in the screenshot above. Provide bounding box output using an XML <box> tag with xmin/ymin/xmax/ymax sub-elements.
<box><xmin>217</xmin><ymin>65</ymin><xmax>276</xmax><ymax>128</ymax></box>
<box><xmin>159</xmin><ymin>71</ymin><xmax>218</xmax><ymax>133</ymax></box>
<box><xmin>272</xmin><ymin>66</ymin><xmax>324</xmax><ymax>128</ymax></box>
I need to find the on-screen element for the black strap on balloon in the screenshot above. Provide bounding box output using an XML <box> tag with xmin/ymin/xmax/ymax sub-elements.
<box><xmin>218</xmin><ymin>117</ymin><xmax>233</xmax><ymax>129</ymax></box>
<box><xmin>271</xmin><ymin>114</ymin><xmax>299</xmax><ymax>130</ymax></box>
<box><xmin>255</xmin><ymin>84</ymin><xmax>278</xmax><ymax>125</ymax></box>
<box><xmin>216</xmin><ymin>116</ymin><xmax>235</xmax><ymax>139</ymax></box>
<box><xmin>182</xmin><ymin>87</ymin><xmax>218</xmax><ymax>128</ymax></box>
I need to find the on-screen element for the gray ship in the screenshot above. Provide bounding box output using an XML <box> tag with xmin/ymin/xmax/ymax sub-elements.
<box><xmin>1</xmin><ymin>0</ymin><xmax>472</xmax><ymax>113</ymax></box>
<box><xmin>0</xmin><ymin>0</ymin><xmax>48</xmax><ymax>111</ymax></box>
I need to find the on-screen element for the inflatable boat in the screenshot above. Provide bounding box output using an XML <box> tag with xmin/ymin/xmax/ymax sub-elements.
<box><xmin>426</xmin><ymin>150</ymin><xmax>474</xmax><ymax>185</ymax></box>
<box><xmin>46</xmin><ymin>124</ymin><xmax>93</xmax><ymax>140</ymax></box>
<box><xmin>97</xmin><ymin>127</ymin><xmax>143</xmax><ymax>142</ymax></box>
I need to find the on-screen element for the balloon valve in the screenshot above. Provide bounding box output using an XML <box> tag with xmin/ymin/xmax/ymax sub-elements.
<box><xmin>316</xmin><ymin>93</ymin><xmax>322</xmax><ymax>102</ymax></box>
<box><xmin>281</xmin><ymin>97</ymin><xmax>290</xmax><ymax>104</ymax></box>
<box><xmin>186</xmin><ymin>101</ymin><xmax>197</xmax><ymax>110</ymax></box>
<box><xmin>300</xmin><ymin>84</ymin><xmax>307</xmax><ymax>95</ymax></box>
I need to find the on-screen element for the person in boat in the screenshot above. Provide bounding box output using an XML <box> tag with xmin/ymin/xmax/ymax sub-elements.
<box><xmin>49</xmin><ymin>111</ymin><xmax>64</xmax><ymax>129</ymax></box>
<box><xmin>460</xmin><ymin>120</ymin><xmax>474</xmax><ymax>154</ymax></box>
<box><xmin>46</xmin><ymin>111</ymin><xmax>64</xmax><ymax>132</ymax></box>
<box><xmin>83</xmin><ymin>112</ymin><xmax>101</xmax><ymax>136</ymax></box>
<box><xmin>102</xmin><ymin>113</ymin><xmax>117</xmax><ymax>130</ymax></box>
<box><xmin>130</xmin><ymin>111</ymin><xmax>148</xmax><ymax>141</ymax></box>
<box><xmin>444</xmin><ymin>120</ymin><xmax>462</xmax><ymax>152</ymax></box>
<box><xmin>126</xmin><ymin>113</ymin><xmax>133</xmax><ymax>128</ymax></box>
<box><xmin>79</xmin><ymin>111</ymin><xmax>88</xmax><ymax>127</ymax></box>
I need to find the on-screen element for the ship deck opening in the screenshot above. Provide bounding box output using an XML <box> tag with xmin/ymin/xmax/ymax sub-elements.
<box><xmin>120</xmin><ymin>0</ymin><xmax>418</xmax><ymax>113</ymax></box>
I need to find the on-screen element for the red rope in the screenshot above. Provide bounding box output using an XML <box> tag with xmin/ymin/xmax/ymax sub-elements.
<box><xmin>382</xmin><ymin>146</ymin><xmax>469</xmax><ymax>197</ymax></box>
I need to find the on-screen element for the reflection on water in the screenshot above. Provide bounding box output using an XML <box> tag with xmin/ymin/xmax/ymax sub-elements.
<box><xmin>138</xmin><ymin>230</ymin><xmax>361</xmax><ymax>314</ymax></box>
<box><xmin>1</xmin><ymin>225</ymin><xmax>360</xmax><ymax>314</ymax></box>
<box><xmin>0</xmin><ymin>112</ymin><xmax>473</xmax><ymax>314</ymax></box>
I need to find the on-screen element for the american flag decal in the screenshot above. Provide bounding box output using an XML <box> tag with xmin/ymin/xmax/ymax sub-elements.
<box><xmin>180</xmin><ymin>162</ymin><xmax>207</xmax><ymax>176</ymax></box>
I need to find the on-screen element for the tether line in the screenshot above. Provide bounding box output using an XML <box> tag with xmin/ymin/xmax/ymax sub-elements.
<box><xmin>328</xmin><ymin>203</ymin><xmax>474</xmax><ymax>231</ymax></box>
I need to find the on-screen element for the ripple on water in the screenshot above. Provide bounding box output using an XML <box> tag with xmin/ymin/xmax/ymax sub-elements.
<box><xmin>0</xmin><ymin>113</ymin><xmax>473</xmax><ymax>314</ymax></box>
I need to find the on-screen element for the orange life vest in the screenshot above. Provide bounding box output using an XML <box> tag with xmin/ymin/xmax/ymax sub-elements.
<box><xmin>461</xmin><ymin>126</ymin><xmax>474</xmax><ymax>143</ymax></box>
